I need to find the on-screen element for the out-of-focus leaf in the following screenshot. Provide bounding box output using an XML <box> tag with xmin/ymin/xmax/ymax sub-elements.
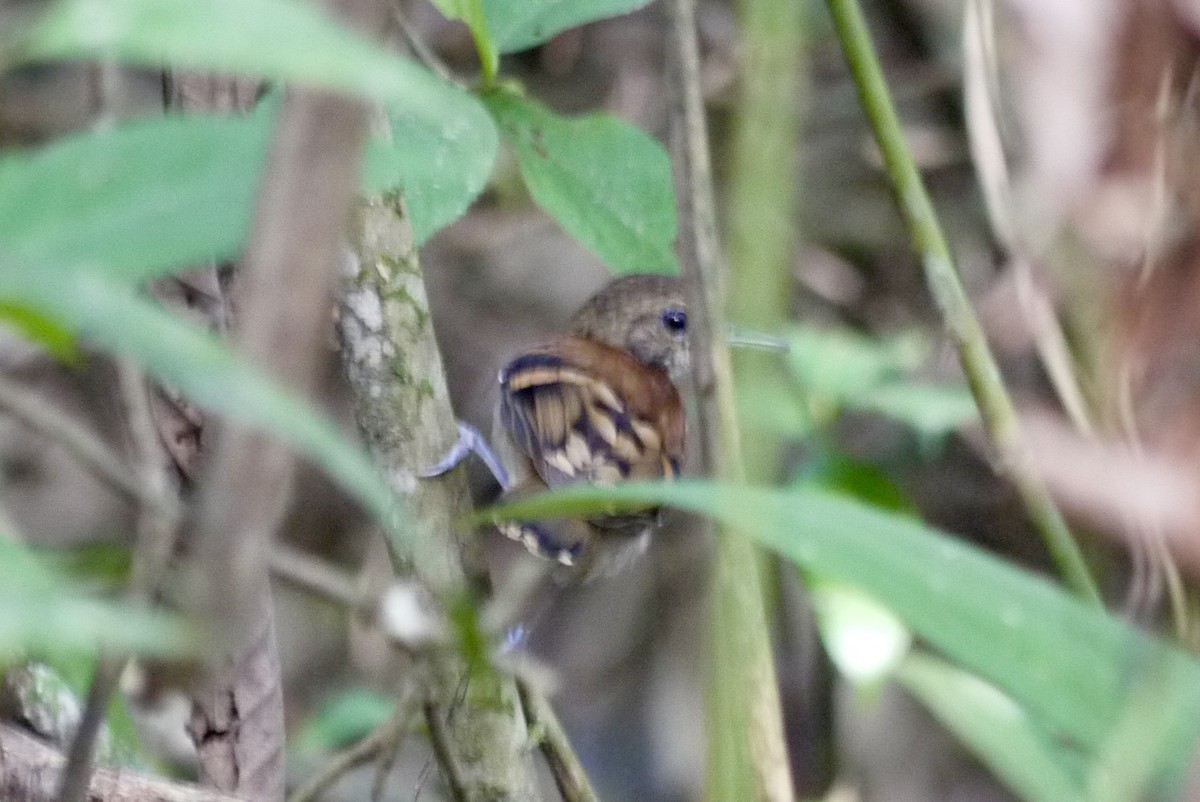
<box><xmin>481</xmin><ymin>480</ymin><xmax>1200</xmax><ymax>776</ymax></box>
<box><xmin>786</xmin><ymin>324</ymin><xmax>927</xmax><ymax>401</ymax></box>
<box><xmin>483</xmin><ymin>88</ymin><xmax>678</xmax><ymax>275</ymax></box>
<box><xmin>35</xmin><ymin>543</ymin><xmax>132</xmax><ymax>591</ymax></box>
<box><xmin>0</xmin><ymin>264</ymin><xmax>405</xmax><ymax>546</ymax></box>
<box><xmin>0</xmin><ymin>303</ymin><xmax>78</xmax><ymax>363</ymax></box>
<box><xmin>292</xmin><ymin>686</ymin><xmax>394</xmax><ymax>757</ymax></box>
<box><xmin>482</xmin><ymin>0</ymin><xmax>653</xmax><ymax>53</ymax></box>
<box><xmin>783</xmin><ymin>324</ymin><xmax>977</xmax><ymax>438</ymax></box>
<box><xmin>0</xmin><ymin>79</ymin><xmax>494</xmax><ymax>280</ymax></box>
<box><xmin>899</xmin><ymin>651</ymin><xmax>1087</xmax><ymax>802</ymax></box>
<box><xmin>858</xmin><ymin>382</ymin><xmax>978</xmax><ymax>439</ymax></box>
<box><xmin>22</xmin><ymin>0</ymin><xmax>436</xmax><ymax>103</ymax></box>
<box><xmin>0</xmin><ymin>114</ymin><xmax>270</xmax><ymax>281</ymax></box>
<box><xmin>811</xmin><ymin>581</ymin><xmax>910</xmax><ymax>685</ymax></box>
<box><xmin>802</xmin><ymin>453</ymin><xmax>912</xmax><ymax>513</ymax></box>
<box><xmin>0</xmin><ymin>534</ymin><xmax>189</xmax><ymax>657</ymax></box>
<box><xmin>427</xmin><ymin>0</ymin><xmax>498</xmax><ymax>81</ymax></box>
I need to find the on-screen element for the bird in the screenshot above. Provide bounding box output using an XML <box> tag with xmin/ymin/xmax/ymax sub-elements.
<box><xmin>427</xmin><ymin>274</ymin><xmax>690</xmax><ymax>580</ymax></box>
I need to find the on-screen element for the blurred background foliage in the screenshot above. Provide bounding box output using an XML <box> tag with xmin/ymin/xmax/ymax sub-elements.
<box><xmin>3</xmin><ymin>0</ymin><xmax>1200</xmax><ymax>800</ymax></box>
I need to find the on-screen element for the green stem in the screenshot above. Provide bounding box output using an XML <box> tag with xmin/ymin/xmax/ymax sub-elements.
<box><xmin>824</xmin><ymin>0</ymin><xmax>1102</xmax><ymax>606</ymax></box>
<box><xmin>668</xmin><ymin>0</ymin><xmax>796</xmax><ymax>798</ymax></box>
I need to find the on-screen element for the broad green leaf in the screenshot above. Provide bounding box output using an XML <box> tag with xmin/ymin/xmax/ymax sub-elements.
<box><xmin>0</xmin><ymin>82</ymin><xmax>495</xmax><ymax>279</ymax></box>
<box><xmin>482</xmin><ymin>0</ymin><xmax>653</xmax><ymax>53</ymax></box>
<box><xmin>22</xmin><ymin>0</ymin><xmax>427</xmax><ymax>102</ymax></box>
<box><xmin>482</xmin><ymin>480</ymin><xmax>1200</xmax><ymax>770</ymax></box>
<box><xmin>0</xmin><ymin>534</ymin><xmax>189</xmax><ymax>657</ymax></box>
<box><xmin>0</xmin><ymin>114</ymin><xmax>271</xmax><ymax>280</ymax></box>
<box><xmin>483</xmin><ymin>88</ymin><xmax>678</xmax><ymax>275</ymax></box>
<box><xmin>366</xmin><ymin>94</ymin><xmax>499</xmax><ymax>246</ymax></box>
<box><xmin>898</xmin><ymin>651</ymin><xmax>1087</xmax><ymax>802</ymax></box>
<box><xmin>0</xmin><ymin>265</ymin><xmax>405</xmax><ymax>547</ymax></box>
<box><xmin>427</xmin><ymin>0</ymin><xmax>499</xmax><ymax>82</ymax></box>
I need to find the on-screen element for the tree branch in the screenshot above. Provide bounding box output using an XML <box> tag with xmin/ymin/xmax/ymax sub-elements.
<box><xmin>0</xmin><ymin>723</ymin><xmax>241</xmax><ymax>802</ymax></box>
<box><xmin>337</xmin><ymin>195</ymin><xmax>544</xmax><ymax>800</ymax></box>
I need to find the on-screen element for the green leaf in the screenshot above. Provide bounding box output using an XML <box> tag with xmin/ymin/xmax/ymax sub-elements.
<box><xmin>898</xmin><ymin>651</ymin><xmax>1088</xmax><ymax>802</ymax></box>
<box><xmin>482</xmin><ymin>0</ymin><xmax>653</xmax><ymax>53</ymax></box>
<box><xmin>21</xmin><ymin>0</ymin><xmax>429</xmax><ymax>102</ymax></box>
<box><xmin>292</xmin><ymin>686</ymin><xmax>394</xmax><ymax>757</ymax></box>
<box><xmin>785</xmin><ymin>324</ymin><xmax>927</xmax><ymax>401</ymax></box>
<box><xmin>0</xmin><ymin>80</ymin><xmax>494</xmax><ymax>280</ymax></box>
<box><xmin>0</xmin><ymin>265</ymin><xmax>405</xmax><ymax>547</ymax></box>
<box><xmin>0</xmin><ymin>303</ymin><xmax>79</xmax><ymax>363</ymax></box>
<box><xmin>857</xmin><ymin>382</ymin><xmax>978</xmax><ymax>440</ymax></box>
<box><xmin>811</xmin><ymin>580</ymin><xmax>910</xmax><ymax>685</ymax></box>
<box><xmin>481</xmin><ymin>480</ymin><xmax>1200</xmax><ymax>772</ymax></box>
<box><xmin>0</xmin><ymin>534</ymin><xmax>190</xmax><ymax>658</ymax></box>
<box><xmin>483</xmin><ymin>88</ymin><xmax>678</xmax><ymax>275</ymax></box>
<box><xmin>367</xmin><ymin>94</ymin><xmax>499</xmax><ymax>246</ymax></box>
<box><xmin>427</xmin><ymin>0</ymin><xmax>499</xmax><ymax>82</ymax></box>
<box><xmin>803</xmin><ymin>453</ymin><xmax>912</xmax><ymax>513</ymax></box>
<box><xmin>782</xmin><ymin>325</ymin><xmax>978</xmax><ymax>438</ymax></box>
<box><xmin>0</xmin><ymin>113</ymin><xmax>271</xmax><ymax>281</ymax></box>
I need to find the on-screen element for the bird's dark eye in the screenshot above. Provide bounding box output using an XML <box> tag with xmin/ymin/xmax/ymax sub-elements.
<box><xmin>661</xmin><ymin>308</ymin><xmax>687</xmax><ymax>333</ymax></box>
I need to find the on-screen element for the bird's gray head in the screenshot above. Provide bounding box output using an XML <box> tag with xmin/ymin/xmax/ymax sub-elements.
<box><xmin>570</xmin><ymin>274</ymin><xmax>691</xmax><ymax>385</ymax></box>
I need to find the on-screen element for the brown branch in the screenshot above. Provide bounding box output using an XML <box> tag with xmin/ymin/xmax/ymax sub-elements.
<box><xmin>518</xmin><ymin>681</ymin><xmax>599</xmax><ymax>802</ymax></box>
<box><xmin>338</xmin><ymin>196</ymin><xmax>543</xmax><ymax>799</ymax></box>
<box><xmin>286</xmin><ymin>687</ymin><xmax>419</xmax><ymax>802</ymax></box>
<box><xmin>183</xmin><ymin>1</ymin><xmax>388</xmax><ymax>797</ymax></box>
<box><xmin>0</xmin><ymin>723</ymin><xmax>241</xmax><ymax>802</ymax></box>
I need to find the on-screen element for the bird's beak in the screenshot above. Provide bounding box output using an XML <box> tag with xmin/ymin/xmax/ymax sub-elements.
<box><xmin>727</xmin><ymin>325</ymin><xmax>790</xmax><ymax>353</ymax></box>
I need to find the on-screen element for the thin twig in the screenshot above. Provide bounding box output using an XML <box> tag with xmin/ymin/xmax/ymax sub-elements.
<box><xmin>57</xmin><ymin>361</ymin><xmax>185</xmax><ymax>802</ymax></box>
<box><xmin>824</xmin><ymin>0</ymin><xmax>1102</xmax><ymax>605</ymax></box>
<box><xmin>287</xmin><ymin>686</ymin><xmax>419</xmax><ymax>802</ymax></box>
<box><xmin>518</xmin><ymin>681</ymin><xmax>598</xmax><ymax>802</ymax></box>
<box><xmin>269</xmin><ymin>543</ymin><xmax>363</xmax><ymax>609</ymax></box>
<box><xmin>392</xmin><ymin>8</ymin><xmax>454</xmax><ymax>82</ymax></box>
<box><xmin>0</xmin><ymin>373</ymin><xmax>180</xmax><ymax>517</ymax></box>
<box><xmin>0</xmin><ymin>723</ymin><xmax>243</xmax><ymax>802</ymax></box>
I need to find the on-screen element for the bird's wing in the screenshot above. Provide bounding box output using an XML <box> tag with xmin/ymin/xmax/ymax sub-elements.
<box><xmin>498</xmin><ymin>341</ymin><xmax>683</xmax><ymax>490</ymax></box>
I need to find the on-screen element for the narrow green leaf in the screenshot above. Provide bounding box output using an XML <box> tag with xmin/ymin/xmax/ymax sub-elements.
<box><xmin>0</xmin><ymin>265</ymin><xmax>405</xmax><ymax>546</ymax></box>
<box><xmin>0</xmin><ymin>79</ymin><xmax>494</xmax><ymax>280</ymax></box>
<box><xmin>427</xmin><ymin>0</ymin><xmax>499</xmax><ymax>82</ymax></box>
<box><xmin>22</xmin><ymin>0</ymin><xmax>424</xmax><ymax>102</ymax></box>
<box><xmin>483</xmin><ymin>88</ymin><xmax>678</xmax><ymax>275</ymax></box>
<box><xmin>482</xmin><ymin>0</ymin><xmax>653</xmax><ymax>53</ymax></box>
<box><xmin>0</xmin><ymin>303</ymin><xmax>79</xmax><ymax>363</ymax></box>
<box><xmin>898</xmin><ymin>651</ymin><xmax>1088</xmax><ymax>802</ymax></box>
<box><xmin>480</xmin><ymin>480</ymin><xmax>1200</xmax><ymax>766</ymax></box>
